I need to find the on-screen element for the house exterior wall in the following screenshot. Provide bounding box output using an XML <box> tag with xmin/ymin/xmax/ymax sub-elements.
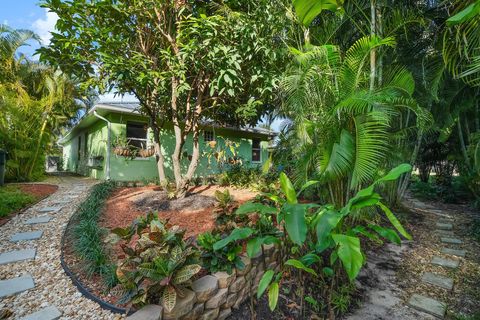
<box><xmin>61</xmin><ymin>112</ymin><xmax>271</xmax><ymax>182</ymax></box>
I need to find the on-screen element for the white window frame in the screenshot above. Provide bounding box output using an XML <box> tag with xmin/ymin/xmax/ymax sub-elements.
<box><xmin>126</xmin><ymin>122</ymin><xmax>148</xmax><ymax>149</ymax></box>
<box><xmin>252</xmin><ymin>139</ymin><xmax>261</xmax><ymax>163</ymax></box>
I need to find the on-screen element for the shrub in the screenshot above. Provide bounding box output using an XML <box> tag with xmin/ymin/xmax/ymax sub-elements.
<box><xmin>0</xmin><ymin>185</ymin><xmax>36</xmax><ymax>218</ymax></box>
<box><xmin>197</xmin><ymin>231</ymin><xmax>243</xmax><ymax>274</ymax></box>
<box><xmin>72</xmin><ymin>181</ymin><xmax>117</xmax><ymax>288</ymax></box>
<box><xmin>110</xmin><ymin>213</ymin><xmax>201</xmax><ymax>311</ymax></box>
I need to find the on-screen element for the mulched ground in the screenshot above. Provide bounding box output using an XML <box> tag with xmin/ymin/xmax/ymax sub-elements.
<box><xmin>0</xmin><ymin>183</ymin><xmax>58</xmax><ymax>226</ymax></box>
<box><xmin>397</xmin><ymin>196</ymin><xmax>480</xmax><ymax>319</ymax></box>
<box><xmin>99</xmin><ymin>185</ymin><xmax>257</xmax><ymax>238</ymax></box>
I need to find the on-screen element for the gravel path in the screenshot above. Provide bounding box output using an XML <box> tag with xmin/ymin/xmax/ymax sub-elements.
<box><xmin>0</xmin><ymin>176</ymin><xmax>123</xmax><ymax>320</ymax></box>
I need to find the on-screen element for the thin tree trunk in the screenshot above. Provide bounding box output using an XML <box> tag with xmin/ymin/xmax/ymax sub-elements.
<box><xmin>458</xmin><ymin>117</ymin><xmax>471</xmax><ymax>170</ymax></box>
<box><xmin>170</xmin><ymin>76</ymin><xmax>184</xmax><ymax>190</ymax></box>
<box><xmin>152</xmin><ymin>125</ymin><xmax>167</xmax><ymax>184</ymax></box>
<box><xmin>28</xmin><ymin>118</ymin><xmax>48</xmax><ymax>179</ymax></box>
<box><xmin>398</xmin><ymin>130</ymin><xmax>423</xmax><ymax>201</ymax></box>
<box><xmin>369</xmin><ymin>0</ymin><xmax>377</xmax><ymax>91</ymax></box>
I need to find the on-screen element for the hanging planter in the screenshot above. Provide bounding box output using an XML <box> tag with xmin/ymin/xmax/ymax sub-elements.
<box><xmin>138</xmin><ymin>147</ymin><xmax>155</xmax><ymax>158</ymax></box>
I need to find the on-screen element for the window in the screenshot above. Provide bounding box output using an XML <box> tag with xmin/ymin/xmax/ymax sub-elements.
<box><xmin>252</xmin><ymin>139</ymin><xmax>261</xmax><ymax>162</ymax></box>
<box><xmin>127</xmin><ymin>122</ymin><xmax>148</xmax><ymax>149</ymax></box>
<box><xmin>204</xmin><ymin>130</ymin><xmax>215</xmax><ymax>142</ymax></box>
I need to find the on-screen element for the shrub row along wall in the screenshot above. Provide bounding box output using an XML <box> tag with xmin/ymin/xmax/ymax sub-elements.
<box><xmin>128</xmin><ymin>245</ymin><xmax>280</xmax><ymax>320</ymax></box>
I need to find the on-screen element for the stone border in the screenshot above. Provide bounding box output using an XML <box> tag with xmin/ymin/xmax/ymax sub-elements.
<box><xmin>59</xmin><ymin>189</ymin><xmax>128</xmax><ymax>315</ymax></box>
<box><xmin>128</xmin><ymin>245</ymin><xmax>280</xmax><ymax>320</ymax></box>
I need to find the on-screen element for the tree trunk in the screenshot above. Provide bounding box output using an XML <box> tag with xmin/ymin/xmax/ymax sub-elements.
<box><xmin>170</xmin><ymin>76</ymin><xmax>185</xmax><ymax>190</ymax></box>
<box><xmin>152</xmin><ymin>126</ymin><xmax>167</xmax><ymax>184</ymax></box>
<box><xmin>369</xmin><ymin>0</ymin><xmax>377</xmax><ymax>91</ymax></box>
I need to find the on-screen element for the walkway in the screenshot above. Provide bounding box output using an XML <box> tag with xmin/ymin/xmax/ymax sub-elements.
<box><xmin>0</xmin><ymin>176</ymin><xmax>121</xmax><ymax>320</ymax></box>
<box><xmin>347</xmin><ymin>195</ymin><xmax>480</xmax><ymax>320</ymax></box>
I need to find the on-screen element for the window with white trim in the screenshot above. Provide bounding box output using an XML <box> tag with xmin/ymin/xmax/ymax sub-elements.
<box><xmin>252</xmin><ymin>139</ymin><xmax>261</xmax><ymax>162</ymax></box>
<box><xmin>204</xmin><ymin>130</ymin><xmax>215</xmax><ymax>142</ymax></box>
<box><xmin>127</xmin><ymin>122</ymin><xmax>148</xmax><ymax>149</ymax></box>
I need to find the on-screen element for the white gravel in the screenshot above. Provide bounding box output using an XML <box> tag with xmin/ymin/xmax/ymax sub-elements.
<box><xmin>0</xmin><ymin>176</ymin><xmax>124</xmax><ymax>320</ymax></box>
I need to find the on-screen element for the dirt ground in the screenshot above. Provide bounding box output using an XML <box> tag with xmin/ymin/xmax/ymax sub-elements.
<box><xmin>100</xmin><ymin>185</ymin><xmax>257</xmax><ymax>238</ymax></box>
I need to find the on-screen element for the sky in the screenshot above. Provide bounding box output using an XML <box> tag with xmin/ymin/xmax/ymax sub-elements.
<box><xmin>1</xmin><ymin>1</ymin><xmax>283</xmax><ymax>131</ymax></box>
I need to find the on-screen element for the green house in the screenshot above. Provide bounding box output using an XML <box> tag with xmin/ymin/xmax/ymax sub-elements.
<box><xmin>59</xmin><ymin>102</ymin><xmax>275</xmax><ymax>182</ymax></box>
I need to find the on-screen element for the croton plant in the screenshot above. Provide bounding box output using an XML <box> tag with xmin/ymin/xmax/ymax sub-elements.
<box><xmin>109</xmin><ymin>213</ymin><xmax>201</xmax><ymax>312</ymax></box>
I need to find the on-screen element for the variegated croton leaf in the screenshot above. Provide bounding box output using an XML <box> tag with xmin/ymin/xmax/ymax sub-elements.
<box><xmin>162</xmin><ymin>285</ymin><xmax>177</xmax><ymax>312</ymax></box>
<box><xmin>173</xmin><ymin>264</ymin><xmax>202</xmax><ymax>285</ymax></box>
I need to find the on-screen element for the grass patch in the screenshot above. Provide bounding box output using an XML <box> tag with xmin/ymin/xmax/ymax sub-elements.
<box><xmin>72</xmin><ymin>181</ymin><xmax>117</xmax><ymax>288</ymax></box>
<box><xmin>0</xmin><ymin>185</ymin><xmax>36</xmax><ymax>218</ymax></box>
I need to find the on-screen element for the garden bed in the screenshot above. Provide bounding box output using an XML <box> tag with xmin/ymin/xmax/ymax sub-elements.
<box><xmin>99</xmin><ymin>185</ymin><xmax>257</xmax><ymax>238</ymax></box>
<box><xmin>0</xmin><ymin>183</ymin><xmax>58</xmax><ymax>225</ymax></box>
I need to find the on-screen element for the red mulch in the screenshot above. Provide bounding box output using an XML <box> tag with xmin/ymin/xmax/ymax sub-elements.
<box><xmin>0</xmin><ymin>183</ymin><xmax>58</xmax><ymax>226</ymax></box>
<box><xmin>99</xmin><ymin>185</ymin><xmax>257</xmax><ymax>238</ymax></box>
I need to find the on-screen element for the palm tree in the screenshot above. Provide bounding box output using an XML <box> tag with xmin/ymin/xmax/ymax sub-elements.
<box><xmin>281</xmin><ymin>35</ymin><xmax>430</xmax><ymax>207</ymax></box>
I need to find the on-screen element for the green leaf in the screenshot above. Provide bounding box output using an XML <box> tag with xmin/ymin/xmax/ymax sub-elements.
<box><xmin>376</xmin><ymin>163</ymin><xmax>412</xmax><ymax>184</ymax></box>
<box><xmin>213</xmin><ymin>228</ymin><xmax>253</xmax><ymax>250</ymax></box>
<box><xmin>447</xmin><ymin>2</ymin><xmax>480</xmax><ymax>26</ymax></box>
<box><xmin>369</xmin><ymin>225</ymin><xmax>401</xmax><ymax>245</ymax></box>
<box><xmin>247</xmin><ymin>238</ymin><xmax>263</xmax><ymax>258</ymax></box>
<box><xmin>235</xmin><ymin>202</ymin><xmax>277</xmax><ymax>216</ymax></box>
<box><xmin>378</xmin><ymin>202</ymin><xmax>412</xmax><ymax>240</ymax></box>
<box><xmin>162</xmin><ymin>285</ymin><xmax>177</xmax><ymax>312</ymax></box>
<box><xmin>268</xmin><ymin>281</ymin><xmax>279</xmax><ymax>311</ymax></box>
<box><xmin>285</xmin><ymin>259</ymin><xmax>318</xmax><ymax>276</ymax></box>
<box><xmin>322</xmin><ymin>267</ymin><xmax>334</xmax><ymax>277</ymax></box>
<box><xmin>332</xmin><ymin>234</ymin><xmax>364</xmax><ymax>281</ymax></box>
<box><xmin>300</xmin><ymin>253</ymin><xmax>321</xmax><ymax>266</ymax></box>
<box><xmin>297</xmin><ymin>180</ymin><xmax>319</xmax><ymax>197</ymax></box>
<box><xmin>280</xmin><ymin>172</ymin><xmax>297</xmax><ymax>204</ymax></box>
<box><xmin>257</xmin><ymin>270</ymin><xmax>274</xmax><ymax>298</ymax></box>
<box><xmin>172</xmin><ymin>264</ymin><xmax>202</xmax><ymax>284</ymax></box>
<box><xmin>315</xmin><ymin>210</ymin><xmax>341</xmax><ymax>252</ymax></box>
<box><xmin>282</xmin><ymin>203</ymin><xmax>307</xmax><ymax>245</ymax></box>
<box><xmin>292</xmin><ymin>0</ymin><xmax>342</xmax><ymax>26</ymax></box>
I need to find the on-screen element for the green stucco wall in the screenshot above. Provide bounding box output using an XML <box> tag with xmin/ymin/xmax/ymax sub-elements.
<box><xmin>62</xmin><ymin>112</ymin><xmax>271</xmax><ymax>182</ymax></box>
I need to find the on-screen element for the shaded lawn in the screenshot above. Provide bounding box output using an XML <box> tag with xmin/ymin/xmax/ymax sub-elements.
<box><xmin>0</xmin><ymin>185</ymin><xmax>36</xmax><ymax>218</ymax></box>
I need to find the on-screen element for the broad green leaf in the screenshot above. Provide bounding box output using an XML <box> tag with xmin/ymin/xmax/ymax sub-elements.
<box><xmin>300</xmin><ymin>253</ymin><xmax>321</xmax><ymax>266</ymax></box>
<box><xmin>282</xmin><ymin>203</ymin><xmax>307</xmax><ymax>245</ymax></box>
<box><xmin>268</xmin><ymin>281</ymin><xmax>279</xmax><ymax>311</ymax></box>
<box><xmin>162</xmin><ymin>285</ymin><xmax>177</xmax><ymax>312</ymax></box>
<box><xmin>236</xmin><ymin>202</ymin><xmax>277</xmax><ymax>216</ymax></box>
<box><xmin>262</xmin><ymin>155</ymin><xmax>272</xmax><ymax>174</ymax></box>
<box><xmin>369</xmin><ymin>225</ymin><xmax>401</xmax><ymax>245</ymax></box>
<box><xmin>376</xmin><ymin>164</ymin><xmax>412</xmax><ymax>183</ymax></box>
<box><xmin>322</xmin><ymin>267</ymin><xmax>334</xmax><ymax>276</ymax></box>
<box><xmin>297</xmin><ymin>180</ymin><xmax>319</xmax><ymax>197</ymax></box>
<box><xmin>351</xmin><ymin>225</ymin><xmax>381</xmax><ymax>243</ymax></box>
<box><xmin>447</xmin><ymin>2</ymin><xmax>480</xmax><ymax>26</ymax></box>
<box><xmin>257</xmin><ymin>270</ymin><xmax>274</xmax><ymax>298</ymax></box>
<box><xmin>315</xmin><ymin>210</ymin><xmax>341</xmax><ymax>252</ymax></box>
<box><xmin>378</xmin><ymin>202</ymin><xmax>412</xmax><ymax>240</ymax></box>
<box><xmin>332</xmin><ymin>234</ymin><xmax>364</xmax><ymax>281</ymax></box>
<box><xmin>280</xmin><ymin>172</ymin><xmax>297</xmax><ymax>204</ymax></box>
<box><xmin>292</xmin><ymin>0</ymin><xmax>342</xmax><ymax>26</ymax></box>
<box><xmin>285</xmin><ymin>259</ymin><xmax>318</xmax><ymax>276</ymax></box>
<box><xmin>247</xmin><ymin>237</ymin><xmax>263</xmax><ymax>258</ymax></box>
<box><xmin>213</xmin><ymin>228</ymin><xmax>253</xmax><ymax>250</ymax></box>
<box><xmin>173</xmin><ymin>264</ymin><xmax>202</xmax><ymax>284</ymax></box>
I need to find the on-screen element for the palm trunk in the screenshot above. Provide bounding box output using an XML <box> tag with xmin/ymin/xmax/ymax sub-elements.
<box><xmin>369</xmin><ymin>0</ymin><xmax>377</xmax><ymax>91</ymax></box>
<box><xmin>28</xmin><ymin>117</ymin><xmax>48</xmax><ymax>179</ymax></box>
<box><xmin>458</xmin><ymin>117</ymin><xmax>471</xmax><ymax>170</ymax></box>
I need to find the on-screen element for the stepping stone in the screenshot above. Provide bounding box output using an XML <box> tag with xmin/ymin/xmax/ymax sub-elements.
<box><xmin>441</xmin><ymin>237</ymin><xmax>463</xmax><ymax>245</ymax></box>
<box><xmin>436</xmin><ymin>230</ymin><xmax>455</xmax><ymax>237</ymax></box>
<box><xmin>0</xmin><ymin>249</ymin><xmax>36</xmax><ymax>265</ymax></box>
<box><xmin>438</xmin><ymin>218</ymin><xmax>454</xmax><ymax>224</ymax></box>
<box><xmin>429</xmin><ymin>210</ymin><xmax>453</xmax><ymax>219</ymax></box>
<box><xmin>421</xmin><ymin>272</ymin><xmax>454</xmax><ymax>290</ymax></box>
<box><xmin>37</xmin><ymin>206</ymin><xmax>62</xmax><ymax>213</ymax></box>
<box><xmin>10</xmin><ymin>231</ymin><xmax>43</xmax><ymax>242</ymax></box>
<box><xmin>52</xmin><ymin>200</ymin><xmax>69</xmax><ymax>204</ymax></box>
<box><xmin>408</xmin><ymin>294</ymin><xmax>446</xmax><ymax>318</ymax></box>
<box><xmin>431</xmin><ymin>256</ymin><xmax>459</xmax><ymax>269</ymax></box>
<box><xmin>25</xmin><ymin>216</ymin><xmax>52</xmax><ymax>225</ymax></box>
<box><xmin>441</xmin><ymin>248</ymin><xmax>466</xmax><ymax>258</ymax></box>
<box><xmin>436</xmin><ymin>223</ymin><xmax>453</xmax><ymax>231</ymax></box>
<box><xmin>0</xmin><ymin>275</ymin><xmax>35</xmax><ymax>298</ymax></box>
<box><xmin>19</xmin><ymin>306</ymin><xmax>62</xmax><ymax>320</ymax></box>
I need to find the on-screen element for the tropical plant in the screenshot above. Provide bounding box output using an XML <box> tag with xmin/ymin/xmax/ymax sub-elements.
<box><xmin>228</xmin><ymin>164</ymin><xmax>412</xmax><ymax>315</ymax></box>
<box><xmin>196</xmin><ymin>232</ymin><xmax>243</xmax><ymax>274</ymax></box>
<box><xmin>109</xmin><ymin>213</ymin><xmax>201</xmax><ymax>312</ymax></box>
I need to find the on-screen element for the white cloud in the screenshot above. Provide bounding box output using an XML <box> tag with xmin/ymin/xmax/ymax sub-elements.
<box><xmin>3</xmin><ymin>20</ymin><xmax>8</xmax><ymax>25</ymax></box>
<box><xmin>32</xmin><ymin>9</ymin><xmax>58</xmax><ymax>45</ymax></box>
